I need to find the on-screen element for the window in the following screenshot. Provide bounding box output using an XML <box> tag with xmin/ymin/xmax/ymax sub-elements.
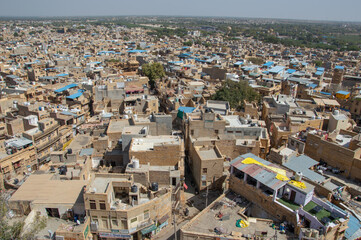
<box><xmin>92</xmin><ymin>216</ymin><xmax>98</xmax><ymax>224</ymax></box>
<box><xmin>215</xmin><ymin>130</ymin><xmax>219</xmax><ymax>134</ymax></box>
<box><xmin>112</xmin><ymin>218</ymin><xmax>118</xmax><ymax>227</ymax></box>
<box><xmin>191</xmin><ymin>130</ymin><xmax>194</xmax><ymax>136</ymax></box>
<box><xmin>90</xmin><ymin>200</ymin><xmax>96</xmax><ymax>210</ymax></box>
<box><xmin>99</xmin><ymin>200</ymin><xmax>106</xmax><ymax>210</ymax></box>
<box><xmin>130</xmin><ymin>217</ymin><xmax>137</xmax><ymax>223</ymax></box>
<box><xmin>144</xmin><ymin>210</ymin><xmax>150</xmax><ymax>219</ymax></box>
<box><xmin>202</xmin><ymin>181</ymin><xmax>207</xmax><ymax>186</ymax></box>
<box><xmin>101</xmin><ymin>217</ymin><xmax>108</xmax><ymax>229</ymax></box>
<box><xmin>202</xmin><ymin>168</ymin><xmax>207</xmax><ymax>174</ymax></box>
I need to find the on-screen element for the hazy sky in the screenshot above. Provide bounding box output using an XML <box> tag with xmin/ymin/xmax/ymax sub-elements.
<box><xmin>1</xmin><ymin>0</ymin><xmax>361</xmax><ymax>22</ymax></box>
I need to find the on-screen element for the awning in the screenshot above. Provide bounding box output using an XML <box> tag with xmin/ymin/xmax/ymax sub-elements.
<box><xmin>158</xmin><ymin>214</ymin><xmax>169</xmax><ymax>225</ymax></box>
<box><xmin>99</xmin><ymin>232</ymin><xmax>131</xmax><ymax>239</ymax></box>
<box><xmin>141</xmin><ymin>224</ymin><xmax>156</xmax><ymax>235</ymax></box>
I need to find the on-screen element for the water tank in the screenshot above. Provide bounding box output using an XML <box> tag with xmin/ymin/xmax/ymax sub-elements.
<box><xmin>134</xmin><ymin>114</ymin><xmax>138</xmax><ymax>121</ymax></box>
<box><xmin>295</xmin><ymin>172</ymin><xmax>303</xmax><ymax>181</ymax></box>
<box><xmin>333</xmin><ymin>110</ymin><xmax>339</xmax><ymax>115</ymax></box>
<box><xmin>151</xmin><ymin>182</ymin><xmax>158</xmax><ymax>191</ymax></box>
<box><xmin>131</xmin><ymin>185</ymin><xmax>138</xmax><ymax>193</ymax></box>
<box><xmin>7</xmin><ymin>149</ymin><xmax>13</xmax><ymax>155</ymax></box>
<box><xmin>132</xmin><ymin>159</ymin><xmax>139</xmax><ymax>169</ymax></box>
<box><xmin>67</xmin><ymin>148</ymin><xmax>73</xmax><ymax>154</ymax></box>
<box><xmin>124</xmin><ymin>115</ymin><xmax>129</xmax><ymax>119</ymax></box>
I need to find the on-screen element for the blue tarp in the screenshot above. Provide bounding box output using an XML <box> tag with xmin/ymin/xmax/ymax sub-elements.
<box><xmin>345</xmin><ymin>215</ymin><xmax>361</xmax><ymax>239</ymax></box>
<box><xmin>54</xmin><ymin>83</ymin><xmax>78</xmax><ymax>93</ymax></box>
<box><xmin>320</xmin><ymin>91</ymin><xmax>332</xmax><ymax>96</ymax></box>
<box><xmin>178</xmin><ymin>107</ymin><xmax>196</xmax><ymax>113</ymax></box>
<box><xmin>179</xmin><ymin>53</ymin><xmax>191</xmax><ymax>58</ymax></box>
<box><xmin>56</xmin><ymin>73</ymin><xmax>69</xmax><ymax>77</ymax></box>
<box><xmin>127</xmin><ymin>49</ymin><xmax>147</xmax><ymax>53</ymax></box>
<box><xmin>308</xmin><ymin>84</ymin><xmax>318</xmax><ymax>89</ymax></box>
<box><xmin>315</xmin><ymin>71</ymin><xmax>324</xmax><ymax>76</ymax></box>
<box><xmin>177</xmin><ymin>107</ymin><xmax>195</xmax><ymax>119</ymax></box>
<box><xmin>335</xmin><ymin>65</ymin><xmax>344</xmax><ymax>70</ymax></box>
<box><xmin>317</xmin><ymin>67</ymin><xmax>325</xmax><ymax>72</ymax></box>
<box><xmin>287</xmin><ymin>69</ymin><xmax>296</xmax><ymax>74</ymax></box>
<box><xmin>263</xmin><ymin>61</ymin><xmax>274</xmax><ymax>67</ymax></box>
<box><xmin>336</xmin><ymin>91</ymin><xmax>350</xmax><ymax>95</ymax></box>
<box><xmin>66</xmin><ymin>89</ymin><xmax>85</xmax><ymax>100</ymax></box>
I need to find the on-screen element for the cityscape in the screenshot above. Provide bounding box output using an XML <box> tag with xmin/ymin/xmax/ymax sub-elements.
<box><xmin>0</xmin><ymin>5</ymin><xmax>361</xmax><ymax>240</ymax></box>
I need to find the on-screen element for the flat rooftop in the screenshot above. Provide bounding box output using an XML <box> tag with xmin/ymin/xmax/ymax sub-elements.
<box><xmin>335</xmin><ymin>134</ymin><xmax>352</xmax><ymax>147</ymax></box>
<box><xmin>197</xmin><ymin>147</ymin><xmax>221</xmax><ymax>160</ymax></box>
<box><xmin>10</xmin><ymin>174</ymin><xmax>87</xmax><ymax>204</ymax></box>
<box><xmin>131</xmin><ymin>135</ymin><xmax>180</xmax><ymax>151</ymax></box>
<box><xmin>68</xmin><ymin>134</ymin><xmax>92</xmax><ymax>151</ymax></box>
<box><xmin>183</xmin><ymin>192</ymin><xmax>290</xmax><ymax>239</ymax></box>
<box><xmin>122</xmin><ymin>125</ymin><xmax>147</xmax><ymax>135</ymax></box>
<box><xmin>223</xmin><ymin>115</ymin><xmax>246</xmax><ymax>128</ymax></box>
<box><xmin>88</xmin><ymin>175</ymin><xmax>132</xmax><ymax>194</ymax></box>
<box><xmin>107</xmin><ymin>119</ymin><xmax>130</xmax><ymax>133</ymax></box>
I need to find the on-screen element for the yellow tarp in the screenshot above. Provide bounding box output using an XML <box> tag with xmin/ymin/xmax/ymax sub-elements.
<box><xmin>289</xmin><ymin>180</ymin><xmax>306</xmax><ymax>189</ymax></box>
<box><xmin>236</xmin><ymin>219</ymin><xmax>249</xmax><ymax>228</ymax></box>
<box><xmin>241</xmin><ymin>157</ymin><xmax>307</xmax><ymax>189</ymax></box>
<box><xmin>62</xmin><ymin>138</ymin><xmax>73</xmax><ymax>150</ymax></box>
<box><xmin>242</xmin><ymin>157</ymin><xmax>289</xmax><ymax>181</ymax></box>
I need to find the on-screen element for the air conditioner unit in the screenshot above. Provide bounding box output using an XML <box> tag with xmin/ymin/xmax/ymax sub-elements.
<box><xmin>90</xmin><ymin>221</ymin><xmax>98</xmax><ymax>231</ymax></box>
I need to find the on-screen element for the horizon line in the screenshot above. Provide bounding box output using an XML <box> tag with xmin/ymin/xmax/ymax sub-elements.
<box><xmin>0</xmin><ymin>15</ymin><xmax>360</xmax><ymax>24</ymax></box>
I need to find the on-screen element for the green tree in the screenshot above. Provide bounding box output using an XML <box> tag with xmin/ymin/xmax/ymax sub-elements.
<box><xmin>0</xmin><ymin>194</ymin><xmax>47</xmax><ymax>239</ymax></box>
<box><xmin>142</xmin><ymin>63</ymin><xmax>165</xmax><ymax>89</ymax></box>
<box><xmin>314</xmin><ymin>60</ymin><xmax>323</xmax><ymax>67</ymax></box>
<box><xmin>183</xmin><ymin>41</ymin><xmax>193</xmax><ymax>46</ymax></box>
<box><xmin>212</xmin><ymin>80</ymin><xmax>260</xmax><ymax>109</ymax></box>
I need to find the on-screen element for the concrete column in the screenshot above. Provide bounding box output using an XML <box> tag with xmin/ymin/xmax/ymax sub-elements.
<box><xmin>273</xmin><ymin>188</ymin><xmax>278</xmax><ymax>202</ymax></box>
<box><xmin>243</xmin><ymin>173</ymin><xmax>247</xmax><ymax>182</ymax></box>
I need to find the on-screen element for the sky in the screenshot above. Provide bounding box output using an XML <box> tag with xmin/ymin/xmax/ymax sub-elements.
<box><xmin>1</xmin><ymin>0</ymin><xmax>361</xmax><ymax>22</ymax></box>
